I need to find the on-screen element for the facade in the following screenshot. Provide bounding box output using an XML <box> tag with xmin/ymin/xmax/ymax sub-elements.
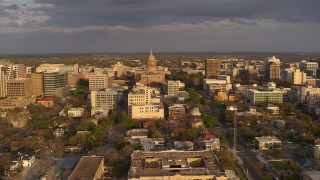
<box><xmin>128</xmin><ymin>150</ymin><xmax>228</xmax><ymax>180</ymax></box>
<box><xmin>6</xmin><ymin>78</ymin><xmax>33</xmax><ymax>97</ymax></box>
<box><xmin>202</xmin><ymin>134</ymin><xmax>220</xmax><ymax>151</ymax></box>
<box><xmin>168</xmin><ymin>104</ymin><xmax>186</xmax><ymax>127</ymax></box>
<box><xmin>37</xmin><ymin>97</ymin><xmax>54</xmax><ymax>107</ymax></box>
<box><xmin>91</xmin><ymin>89</ymin><xmax>122</xmax><ymax>115</ymax></box>
<box><xmin>247</xmin><ymin>89</ymin><xmax>283</xmax><ymax>104</ymax></box>
<box><xmin>164</xmin><ymin>80</ymin><xmax>185</xmax><ymax>97</ymax></box>
<box><xmin>290</xmin><ymin>86</ymin><xmax>320</xmax><ymax>104</ymax></box>
<box><xmin>43</xmin><ymin>72</ymin><xmax>67</xmax><ymax>97</ymax></box>
<box><xmin>68</xmin><ymin>156</ymin><xmax>105</xmax><ymax>180</ymax></box>
<box><xmin>203</xmin><ymin>76</ymin><xmax>232</xmax><ymax>95</ymax></box>
<box><xmin>36</xmin><ymin>63</ymin><xmax>79</xmax><ymax>74</ymax></box>
<box><xmin>131</xmin><ymin>104</ymin><xmax>164</xmax><ymax>119</ymax></box>
<box><xmin>265</xmin><ymin>62</ymin><xmax>280</xmax><ymax>81</ymax></box>
<box><xmin>68</xmin><ymin>108</ymin><xmax>85</xmax><ymax>118</ymax></box>
<box><xmin>89</xmin><ymin>73</ymin><xmax>112</xmax><ymax>91</ymax></box>
<box><xmin>282</xmin><ymin>68</ymin><xmax>306</xmax><ymax>85</ymax></box>
<box><xmin>0</xmin><ymin>66</ymin><xmax>8</xmax><ymax>97</ymax></box>
<box><xmin>205</xmin><ymin>59</ymin><xmax>220</xmax><ymax>79</ymax></box>
<box><xmin>300</xmin><ymin>61</ymin><xmax>318</xmax><ymax>77</ymax></box>
<box><xmin>31</xmin><ymin>73</ymin><xmax>44</xmax><ymax>97</ymax></box>
<box><xmin>255</xmin><ymin>136</ymin><xmax>281</xmax><ymax>150</ymax></box>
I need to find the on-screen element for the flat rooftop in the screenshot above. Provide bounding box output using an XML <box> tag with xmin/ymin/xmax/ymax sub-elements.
<box><xmin>255</xmin><ymin>136</ymin><xmax>281</xmax><ymax>142</ymax></box>
<box><xmin>68</xmin><ymin>156</ymin><xmax>103</xmax><ymax>180</ymax></box>
<box><xmin>128</xmin><ymin>150</ymin><xmax>225</xmax><ymax>178</ymax></box>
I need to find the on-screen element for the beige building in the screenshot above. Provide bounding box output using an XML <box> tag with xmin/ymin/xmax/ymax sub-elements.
<box><xmin>164</xmin><ymin>80</ymin><xmax>185</xmax><ymax>97</ymax></box>
<box><xmin>6</xmin><ymin>78</ymin><xmax>33</xmax><ymax>97</ymax></box>
<box><xmin>43</xmin><ymin>72</ymin><xmax>67</xmax><ymax>97</ymax></box>
<box><xmin>68</xmin><ymin>108</ymin><xmax>84</xmax><ymax>118</ymax></box>
<box><xmin>31</xmin><ymin>73</ymin><xmax>44</xmax><ymax>97</ymax></box>
<box><xmin>91</xmin><ymin>89</ymin><xmax>122</xmax><ymax>115</ymax></box>
<box><xmin>89</xmin><ymin>73</ymin><xmax>113</xmax><ymax>91</ymax></box>
<box><xmin>0</xmin><ymin>97</ymin><xmax>35</xmax><ymax>110</ymax></box>
<box><xmin>131</xmin><ymin>104</ymin><xmax>164</xmax><ymax>119</ymax></box>
<box><xmin>255</xmin><ymin>136</ymin><xmax>281</xmax><ymax>150</ymax></box>
<box><xmin>135</xmin><ymin>50</ymin><xmax>170</xmax><ymax>85</ymax></box>
<box><xmin>128</xmin><ymin>150</ymin><xmax>229</xmax><ymax>180</ymax></box>
<box><xmin>205</xmin><ymin>59</ymin><xmax>220</xmax><ymax>79</ymax></box>
<box><xmin>203</xmin><ymin>76</ymin><xmax>232</xmax><ymax>95</ymax></box>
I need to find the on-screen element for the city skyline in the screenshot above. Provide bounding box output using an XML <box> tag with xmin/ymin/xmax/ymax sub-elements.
<box><xmin>0</xmin><ymin>0</ymin><xmax>320</xmax><ymax>54</ymax></box>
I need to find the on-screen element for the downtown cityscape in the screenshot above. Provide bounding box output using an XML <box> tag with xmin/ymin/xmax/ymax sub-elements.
<box><xmin>1</xmin><ymin>0</ymin><xmax>320</xmax><ymax>180</ymax></box>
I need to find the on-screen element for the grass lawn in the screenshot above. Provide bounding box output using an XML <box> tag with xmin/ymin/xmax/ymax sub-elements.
<box><xmin>269</xmin><ymin>160</ymin><xmax>288</xmax><ymax>171</ymax></box>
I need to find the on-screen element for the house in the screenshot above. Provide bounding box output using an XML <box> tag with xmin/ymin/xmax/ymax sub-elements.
<box><xmin>201</xmin><ymin>134</ymin><xmax>220</xmax><ymax>151</ymax></box>
<box><xmin>21</xmin><ymin>154</ymin><xmax>36</xmax><ymax>168</ymax></box>
<box><xmin>266</xmin><ymin>104</ymin><xmax>279</xmax><ymax>115</ymax></box>
<box><xmin>68</xmin><ymin>108</ymin><xmax>84</xmax><ymax>118</ymax></box>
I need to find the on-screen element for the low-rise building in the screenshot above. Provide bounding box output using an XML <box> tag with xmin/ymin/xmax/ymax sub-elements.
<box><xmin>128</xmin><ymin>150</ymin><xmax>229</xmax><ymax>180</ymax></box>
<box><xmin>236</xmin><ymin>111</ymin><xmax>264</xmax><ymax>125</ymax></box>
<box><xmin>131</xmin><ymin>104</ymin><xmax>164</xmax><ymax>120</ymax></box>
<box><xmin>201</xmin><ymin>134</ymin><xmax>220</xmax><ymax>151</ymax></box>
<box><xmin>68</xmin><ymin>108</ymin><xmax>85</xmax><ymax>118</ymax></box>
<box><xmin>255</xmin><ymin>136</ymin><xmax>281</xmax><ymax>150</ymax></box>
<box><xmin>266</xmin><ymin>104</ymin><xmax>279</xmax><ymax>115</ymax></box>
<box><xmin>248</xmin><ymin>89</ymin><xmax>283</xmax><ymax>104</ymax></box>
<box><xmin>37</xmin><ymin>97</ymin><xmax>55</xmax><ymax>107</ymax></box>
<box><xmin>21</xmin><ymin>154</ymin><xmax>36</xmax><ymax>168</ymax></box>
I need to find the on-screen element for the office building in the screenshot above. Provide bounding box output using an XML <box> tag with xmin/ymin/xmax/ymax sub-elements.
<box><xmin>43</xmin><ymin>72</ymin><xmax>67</xmax><ymax>97</ymax></box>
<box><xmin>131</xmin><ymin>104</ymin><xmax>164</xmax><ymax>119</ymax></box>
<box><xmin>247</xmin><ymin>89</ymin><xmax>283</xmax><ymax>104</ymax></box>
<box><xmin>205</xmin><ymin>59</ymin><xmax>220</xmax><ymax>79</ymax></box>
<box><xmin>31</xmin><ymin>73</ymin><xmax>44</xmax><ymax>97</ymax></box>
<box><xmin>203</xmin><ymin>76</ymin><xmax>232</xmax><ymax>95</ymax></box>
<box><xmin>265</xmin><ymin>62</ymin><xmax>280</xmax><ymax>81</ymax></box>
<box><xmin>91</xmin><ymin>89</ymin><xmax>122</xmax><ymax>115</ymax></box>
<box><xmin>37</xmin><ymin>63</ymin><xmax>79</xmax><ymax>74</ymax></box>
<box><xmin>164</xmin><ymin>80</ymin><xmax>185</xmax><ymax>97</ymax></box>
<box><xmin>281</xmin><ymin>68</ymin><xmax>306</xmax><ymax>85</ymax></box>
<box><xmin>6</xmin><ymin>78</ymin><xmax>33</xmax><ymax>97</ymax></box>
<box><xmin>128</xmin><ymin>150</ymin><xmax>228</xmax><ymax>180</ymax></box>
<box><xmin>300</xmin><ymin>61</ymin><xmax>318</xmax><ymax>77</ymax></box>
<box><xmin>0</xmin><ymin>66</ymin><xmax>8</xmax><ymax>97</ymax></box>
<box><xmin>290</xmin><ymin>86</ymin><xmax>320</xmax><ymax>104</ymax></box>
<box><xmin>89</xmin><ymin>73</ymin><xmax>113</xmax><ymax>91</ymax></box>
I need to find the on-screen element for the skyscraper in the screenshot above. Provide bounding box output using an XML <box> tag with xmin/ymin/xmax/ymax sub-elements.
<box><xmin>205</xmin><ymin>59</ymin><xmax>220</xmax><ymax>79</ymax></box>
<box><xmin>0</xmin><ymin>66</ymin><xmax>8</xmax><ymax>97</ymax></box>
<box><xmin>31</xmin><ymin>72</ymin><xmax>44</xmax><ymax>97</ymax></box>
<box><xmin>265</xmin><ymin>62</ymin><xmax>280</xmax><ymax>81</ymax></box>
<box><xmin>43</xmin><ymin>72</ymin><xmax>67</xmax><ymax>97</ymax></box>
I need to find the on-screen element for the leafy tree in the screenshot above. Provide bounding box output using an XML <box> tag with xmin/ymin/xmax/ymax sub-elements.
<box><xmin>120</xmin><ymin>112</ymin><xmax>138</xmax><ymax>129</ymax></box>
<box><xmin>76</xmin><ymin>78</ymin><xmax>89</xmax><ymax>88</ymax></box>
<box><xmin>203</xmin><ymin>116</ymin><xmax>219</xmax><ymax>128</ymax></box>
<box><xmin>187</xmin><ymin>88</ymin><xmax>201</xmax><ymax>104</ymax></box>
<box><xmin>149</xmin><ymin>129</ymin><xmax>163</xmax><ymax>138</ymax></box>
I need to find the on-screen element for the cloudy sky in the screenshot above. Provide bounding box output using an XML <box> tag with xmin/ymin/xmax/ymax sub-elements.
<box><xmin>0</xmin><ymin>0</ymin><xmax>319</xmax><ymax>54</ymax></box>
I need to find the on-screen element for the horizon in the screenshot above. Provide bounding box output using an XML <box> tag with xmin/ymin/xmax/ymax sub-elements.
<box><xmin>1</xmin><ymin>0</ymin><xmax>320</xmax><ymax>54</ymax></box>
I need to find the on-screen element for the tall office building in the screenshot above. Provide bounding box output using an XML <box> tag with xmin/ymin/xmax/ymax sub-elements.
<box><xmin>0</xmin><ymin>66</ymin><xmax>8</xmax><ymax>97</ymax></box>
<box><xmin>300</xmin><ymin>61</ymin><xmax>318</xmax><ymax>77</ymax></box>
<box><xmin>31</xmin><ymin>73</ymin><xmax>44</xmax><ymax>97</ymax></box>
<box><xmin>205</xmin><ymin>59</ymin><xmax>220</xmax><ymax>79</ymax></box>
<box><xmin>89</xmin><ymin>73</ymin><xmax>112</xmax><ymax>91</ymax></box>
<box><xmin>265</xmin><ymin>62</ymin><xmax>280</xmax><ymax>81</ymax></box>
<box><xmin>6</xmin><ymin>78</ymin><xmax>33</xmax><ymax>97</ymax></box>
<box><xmin>43</xmin><ymin>72</ymin><xmax>67</xmax><ymax>97</ymax></box>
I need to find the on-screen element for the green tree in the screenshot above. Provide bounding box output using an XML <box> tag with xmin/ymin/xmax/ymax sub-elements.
<box><xmin>120</xmin><ymin>112</ymin><xmax>138</xmax><ymax>129</ymax></box>
<box><xmin>203</xmin><ymin>116</ymin><xmax>219</xmax><ymax>128</ymax></box>
<box><xmin>187</xmin><ymin>88</ymin><xmax>201</xmax><ymax>104</ymax></box>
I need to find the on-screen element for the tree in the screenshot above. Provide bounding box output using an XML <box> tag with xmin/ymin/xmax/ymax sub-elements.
<box><xmin>203</xmin><ymin>116</ymin><xmax>219</xmax><ymax>128</ymax></box>
<box><xmin>149</xmin><ymin>129</ymin><xmax>163</xmax><ymax>138</ymax></box>
<box><xmin>120</xmin><ymin>112</ymin><xmax>138</xmax><ymax>129</ymax></box>
<box><xmin>187</xmin><ymin>88</ymin><xmax>201</xmax><ymax>104</ymax></box>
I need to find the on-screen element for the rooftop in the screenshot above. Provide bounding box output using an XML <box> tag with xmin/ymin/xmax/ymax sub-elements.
<box><xmin>128</xmin><ymin>150</ymin><xmax>225</xmax><ymax>178</ymax></box>
<box><xmin>255</xmin><ymin>136</ymin><xmax>281</xmax><ymax>143</ymax></box>
<box><xmin>68</xmin><ymin>156</ymin><xmax>104</xmax><ymax>180</ymax></box>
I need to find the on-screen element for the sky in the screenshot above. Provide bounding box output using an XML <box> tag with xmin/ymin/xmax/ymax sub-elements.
<box><xmin>0</xmin><ymin>0</ymin><xmax>320</xmax><ymax>54</ymax></box>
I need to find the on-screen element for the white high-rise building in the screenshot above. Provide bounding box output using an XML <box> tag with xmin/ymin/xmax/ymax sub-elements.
<box><xmin>300</xmin><ymin>60</ymin><xmax>318</xmax><ymax>77</ymax></box>
<box><xmin>91</xmin><ymin>89</ymin><xmax>122</xmax><ymax>115</ymax></box>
